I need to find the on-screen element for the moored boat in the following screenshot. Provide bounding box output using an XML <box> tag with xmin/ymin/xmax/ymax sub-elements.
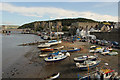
<box><xmin>54</xmin><ymin>46</ymin><xmax>64</xmax><ymax>50</ymax></box>
<box><xmin>44</xmin><ymin>52</ymin><xmax>70</xmax><ymax>62</ymax></box>
<box><xmin>45</xmin><ymin>40</ymin><xmax>62</xmax><ymax>46</ymax></box>
<box><xmin>39</xmin><ymin>54</ymin><xmax>48</xmax><ymax>57</ymax></box>
<box><xmin>76</xmin><ymin>60</ymin><xmax>101</xmax><ymax>70</ymax></box>
<box><xmin>61</xmin><ymin>47</ymin><xmax>80</xmax><ymax>52</ymax></box>
<box><xmin>74</xmin><ymin>55</ymin><xmax>97</xmax><ymax>63</ymax></box>
<box><xmin>108</xmin><ymin>52</ymin><xmax>118</xmax><ymax>56</ymax></box>
<box><xmin>41</xmin><ymin>48</ymin><xmax>54</xmax><ymax>52</ymax></box>
<box><xmin>38</xmin><ymin>44</ymin><xmax>51</xmax><ymax>48</ymax></box>
<box><xmin>79</xmin><ymin>68</ymin><xmax>119</xmax><ymax>80</ymax></box>
<box><xmin>46</xmin><ymin>72</ymin><xmax>60</xmax><ymax>80</ymax></box>
<box><xmin>101</xmin><ymin>49</ymin><xmax>110</xmax><ymax>55</ymax></box>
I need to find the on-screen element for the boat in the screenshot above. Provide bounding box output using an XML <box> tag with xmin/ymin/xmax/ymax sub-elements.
<box><xmin>101</xmin><ymin>49</ymin><xmax>110</xmax><ymax>55</ymax></box>
<box><xmin>44</xmin><ymin>52</ymin><xmax>70</xmax><ymax>62</ymax></box>
<box><xmin>39</xmin><ymin>51</ymin><xmax>60</xmax><ymax>58</ymax></box>
<box><xmin>74</xmin><ymin>55</ymin><xmax>98</xmax><ymax>63</ymax></box>
<box><xmin>54</xmin><ymin>46</ymin><xmax>64</xmax><ymax>50</ymax></box>
<box><xmin>61</xmin><ymin>48</ymin><xmax>80</xmax><ymax>52</ymax></box>
<box><xmin>43</xmin><ymin>35</ymin><xmax>49</xmax><ymax>40</ymax></box>
<box><xmin>39</xmin><ymin>54</ymin><xmax>48</xmax><ymax>57</ymax></box>
<box><xmin>67</xmin><ymin>48</ymin><xmax>81</xmax><ymax>52</ymax></box>
<box><xmin>46</xmin><ymin>72</ymin><xmax>60</xmax><ymax>80</ymax></box>
<box><xmin>79</xmin><ymin>68</ymin><xmax>119</xmax><ymax>80</ymax></box>
<box><xmin>45</xmin><ymin>40</ymin><xmax>62</xmax><ymax>46</ymax></box>
<box><xmin>90</xmin><ymin>45</ymin><xmax>96</xmax><ymax>49</ymax></box>
<box><xmin>95</xmin><ymin>47</ymin><xmax>104</xmax><ymax>53</ymax></box>
<box><xmin>108</xmin><ymin>52</ymin><xmax>118</xmax><ymax>56</ymax></box>
<box><xmin>76</xmin><ymin>60</ymin><xmax>101</xmax><ymax>70</ymax></box>
<box><xmin>106</xmin><ymin>47</ymin><xmax>113</xmax><ymax>51</ymax></box>
<box><xmin>38</xmin><ymin>44</ymin><xmax>51</xmax><ymax>48</ymax></box>
<box><xmin>49</xmin><ymin>51</ymin><xmax>60</xmax><ymax>56</ymax></box>
<box><xmin>41</xmin><ymin>48</ymin><xmax>54</xmax><ymax>52</ymax></box>
<box><xmin>89</xmin><ymin>50</ymin><xmax>95</xmax><ymax>53</ymax></box>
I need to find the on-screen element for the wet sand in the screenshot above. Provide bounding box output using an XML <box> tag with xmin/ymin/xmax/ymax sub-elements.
<box><xmin>2</xmin><ymin>41</ymin><xmax>119</xmax><ymax>79</ymax></box>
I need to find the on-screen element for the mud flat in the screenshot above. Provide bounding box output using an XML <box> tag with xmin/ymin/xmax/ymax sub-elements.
<box><xmin>2</xmin><ymin>41</ymin><xmax>119</xmax><ymax>79</ymax></box>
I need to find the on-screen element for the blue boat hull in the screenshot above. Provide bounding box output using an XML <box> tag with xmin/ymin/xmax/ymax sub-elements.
<box><xmin>79</xmin><ymin>62</ymin><xmax>100</xmax><ymax>70</ymax></box>
<box><xmin>44</xmin><ymin>56</ymin><xmax>67</xmax><ymax>62</ymax></box>
<box><xmin>74</xmin><ymin>57</ymin><xmax>97</xmax><ymax>63</ymax></box>
<box><xmin>67</xmin><ymin>49</ymin><xmax>80</xmax><ymax>52</ymax></box>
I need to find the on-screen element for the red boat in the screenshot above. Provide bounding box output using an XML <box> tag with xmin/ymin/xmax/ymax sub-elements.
<box><xmin>41</xmin><ymin>48</ymin><xmax>54</xmax><ymax>52</ymax></box>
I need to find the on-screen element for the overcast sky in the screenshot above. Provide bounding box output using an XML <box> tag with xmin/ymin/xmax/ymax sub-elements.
<box><xmin>0</xmin><ymin>2</ymin><xmax>118</xmax><ymax>25</ymax></box>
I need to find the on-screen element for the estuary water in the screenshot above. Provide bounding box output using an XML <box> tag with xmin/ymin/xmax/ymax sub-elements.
<box><xmin>2</xmin><ymin>34</ymin><xmax>42</xmax><ymax>71</ymax></box>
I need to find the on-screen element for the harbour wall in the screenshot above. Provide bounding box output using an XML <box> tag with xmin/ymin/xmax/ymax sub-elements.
<box><xmin>90</xmin><ymin>32</ymin><xmax>120</xmax><ymax>43</ymax></box>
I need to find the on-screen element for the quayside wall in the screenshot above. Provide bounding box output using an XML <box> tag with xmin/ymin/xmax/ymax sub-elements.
<box><xmin>90</xmin><ymin>32</ymin><xmax>120</xmax><ymax>43</ymax></box>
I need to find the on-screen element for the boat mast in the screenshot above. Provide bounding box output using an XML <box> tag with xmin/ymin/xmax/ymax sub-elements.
<box><xmin>87</xmin><ymin>64</ymin><xmax>90</xmax><ymax>80</ymax></box>
<box><xmin>57</xmin><ymin>25</ymin><xmax>59</xmax><ymax>41</ymax></box>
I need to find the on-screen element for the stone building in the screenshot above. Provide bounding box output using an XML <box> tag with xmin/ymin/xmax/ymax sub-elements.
<box><xmin>71</xmin><ymin>22</ymin><xmax>99</xmax><ymax>30</ymax></box>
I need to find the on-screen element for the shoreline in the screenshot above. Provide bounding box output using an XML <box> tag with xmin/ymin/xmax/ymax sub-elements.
<box><xmin>2</xmin><ymin>41</ymin><xmax>119</xmax><ymax>78</ymax></box>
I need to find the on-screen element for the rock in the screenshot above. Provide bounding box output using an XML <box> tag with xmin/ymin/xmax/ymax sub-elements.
<box><xmin>11</xmin><ymin>73</ymin><xmax>15</xmax><ymax>76</ymax></box>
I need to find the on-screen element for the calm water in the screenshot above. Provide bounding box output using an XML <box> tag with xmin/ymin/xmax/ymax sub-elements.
<box><xmin>2</xmin><ymin>34</ymin><xmax>42</xmax><ymax>70</ymax></box>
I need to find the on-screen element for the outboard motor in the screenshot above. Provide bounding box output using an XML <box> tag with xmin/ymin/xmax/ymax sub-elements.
<box><xmin>66</xmin><ymin>52</ymin><xmax>70</xmax><ymax>57</ymax></box>
<box><xmin>76</xmin><ymin>63</ymin><xmax>80</xmax><ymax>67</ymax></box>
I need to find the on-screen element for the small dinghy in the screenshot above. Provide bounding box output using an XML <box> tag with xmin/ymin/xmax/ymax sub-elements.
<box><xmin>74</xmin><ymin>55</ymin><xmax>97</xmax><ymax>63</ymax></box>
<box><xmin>39</xmin><ymin>54</ymin><xmax>48</xmax><ymax>57</ymax></box>
<box><xmin>108</xmin><ymin>52</ymin><xmax>118</xmax><ymax>56</ymax></box>
<box><xmin>41</xmin><ymin>48</ymin><xmax>54</xmax><ymax>52</ymax></box>
<box><xmin>46</xmin><ymin>40</ymin><xmax>62</xmax><ymax>46</ymax></box>
<box><xmin>61</xmin><ymin>48</ymin><xmax>80</xmax><ymax>52</ymax></box>
<box><xmin>67</xmin><ymin>48</ymin><xmax>80</xmax><ymax>52</ymax></box>
<box><xmin>101</xmin><ymin>49</ymin><xmax>110</xmax><ymax>55</ymax></box>
<box><xmin>79</xmin><ymin>68</ymin><xmax>119</xmax><ymax>80</ymax></box>
<box><xmin>44</xmin><ymin>52</ymin><xmax>70</xmax><ymax>62</ymax></box>
<box><xmin>76</xmin><ymin>60</ymin><xmax>101</xmax><ymax>70</ymax></box>
<box><xmin>38</xmin><ymin>44</ymin><xmax>51</xmax><ymax>48</ymax></box>
<box><xmin>95</xmin><ymin>47</ymin><xmax>104</xmax><ymax>53</ymax></box>
<box><xmin>54</xmin><ymin>46</ymin><xmax>64</xmax><ymax>50</ymax></box>
<box><xmin>46</xmin><ymin>72</ymin><xmax>60</xmax><ymax>80</ymax></box>
<box><xmin>89</xmin><ymin>50</ymin><xmax>95</xmax><ymax>53</ymax></box>
<box><xmin>90</xmin><ymin>45</ymin><xmax>96</xmax><ymax>49</ymax></box>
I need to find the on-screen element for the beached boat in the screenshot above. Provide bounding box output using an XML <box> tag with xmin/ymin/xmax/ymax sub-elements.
<box><xmin>106</xmin><ymin>47</ymin><xmax>113</xmax><ymax>51</ymax></box>
<box><xmin>101</xmin><ymin>49</ymin><xmax>110</xmax><ymax>55</ymax></box>
<box><xmin>95</xmin><ymin>47</ymin><xmax>104</xmax><ymax>53</ymax></box>
<box><xmin>49</xmin><ymin>51</ymin><xmax>60</xmax><ymax>56</ymax></box>
<box><xmin>46</xmin><ymin>72</ymin><xmax>60</xmax><ymax>80</ymax></box>
<box><xmin>74</xmin><ymin>55</ymin><xmax>97</xmax><ymax>63</ymax></box>
<box><xmin>38</xmin><ymin>44</ymin><xmax>51</xmax><ymax>48</ymax></box>
<box><xmin>108</xmin><ymin>52</ymin><xmax>118</xmax><ymax>56</ymax></box>
<box><xmin>61</xmin><ymin>48</ymin><xmax>80</xmax><ymax>52</ymax></box>
<box><xmin>79</xmin><ymin>68</ymin><xmax>119</xmax><ymax>80</ymax></box>
<box><xmin>54</xmin><ymin>46</ymin><xmax>64</xmax><ymax>50</ymax></box>
<box><xmin>67</xmin><ymin>48</ymin><xmax>80</xmax><ymax>52</ymax></box>
<box><xmin>90</xmin><ymin>45</ymin><xmax>96</xmax><ymax>49</ymax></box>
<box><xmin>44</xmin><ymin>52</ymin><xmax>70</xmax><ymax>62</ymax></box>
<box><xmin>76</xmin><ymin>60</ymin><xmax>101</xmax><ymax>70</ymax></box>
<box><xmin>45</xmin><ymin>40</ymin><xmax>62</xmax><ymax>46</ymax></box>
<box><xmin>89</xmin><ymin>50</ymin><xmax>95</xmax><ymax>53</ymax></box>
<box><xmin>41</xmin><ymin>48</ymin><xmax>54</xmax><ymax>52</ymax></box>
<box><xmin>39</xmin><ymin>54</ymin><xmax>48</xmax><ymax>57</ymax></box>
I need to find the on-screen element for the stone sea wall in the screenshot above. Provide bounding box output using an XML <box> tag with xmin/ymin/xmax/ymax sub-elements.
<box><xmin>90</xmin><ymin>32</ymin><xmax>120</xmax><ymax>43</ymax></box>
